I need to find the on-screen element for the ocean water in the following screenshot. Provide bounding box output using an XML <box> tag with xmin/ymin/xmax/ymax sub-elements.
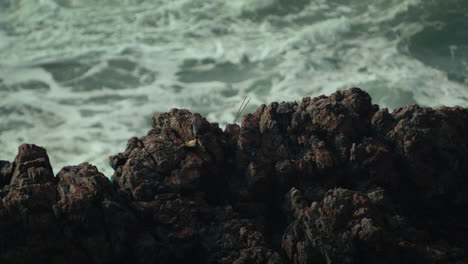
<box><xmin>1</xmin><ymin>0</ymin><xmax>467</xmax><ymax>176</ymax></box>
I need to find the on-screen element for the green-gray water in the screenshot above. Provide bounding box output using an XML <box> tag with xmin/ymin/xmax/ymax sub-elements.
<box><xmin>1</xmin><ymin>0</ymin><xmax>467</xmax><ymax>175</ymax></box>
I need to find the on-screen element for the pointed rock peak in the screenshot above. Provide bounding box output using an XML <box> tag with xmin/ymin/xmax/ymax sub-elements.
<box><xmin>10</xmin><ymin>144</ymin><xmax>54</xmax><ymax>185</ymax></box>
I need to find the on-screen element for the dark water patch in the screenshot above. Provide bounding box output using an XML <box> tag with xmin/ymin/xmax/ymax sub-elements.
<box><xmin>79</xmin><ymin>109</ymin><xmax>107</xmax><ymax>117</ymax></box>
<box><xmin>246</xmin><ymin>73</ymin><xmax>284</xmax><ymax>94</ymax></box>
<box><xmin>0</xmin><ymin>22</ymin><xmax>14</xmax><ymax>35</ymax></box>
<box><xmin>57</xmin><ymin>98</ymin><xmax>82</xmax><ymax>105</ymax></box>
<box><xmin>58</xmin><ymin>94</ymin><xmax>148</xmax><ymax>105</ymax></box>
<box><xmin>408</xmin><ymin>23</ymin><xmax>468</xmax><ymax>84</ymax></box>
<box><xmin>43</xmin><ymin>59</ymin><xmax>156</xmax><ymax>91</ymax></box>
<box><xmin>0</xmin><ymin>0</ymin><xmax>11</xmax><ymax>10</ymax></box>
<box><xmin>284</xmin><ymin>0</ymin><xmax>384</xmax><ymax>29</ymax></box>
<box><xmin>53</xmin><ymin>0</ymin><xmax>72</xmax><ymax>8</ymax></box>
<box><xmin>108</xmin><ymin>58</ymin><xmax>138</xmax><ymax>71</ymax></box>
<box><xmin>88</xmin><ymin>94</ymin><xmax>148</xmax><ymax>104</ymax></box>
<box><xmin>393</xmin><ymin>0</ymin><xmax>468</xmax><ymax>83</ymax></box>
<box><xmin>301</xmin><ymin>56</ymin><xmax>344</xmax><ymax>72</ymax></box>
<box><xmin>170</xmin><ymin>84</ymin><xmax>184</xmax><ymax>93</ymax></box>
<box><xmin>447</xmin><ymin>72</ymin><xmax>466</xmax><ymax>84</ymax></box>
<box><xmin>67</xmin><ymin>68</ymin><xmax>139</xmax><ymax>91</ymax></box>
<box><xmin>0</xmin><ymin>104</ymin><xmax>63</xmax><ymax>128</ymax></box>
<box><xmin>0</xmin><ymin>104</ymin><xmax>44</xmax><ymax>116</ymax></box>
<box><xmin>42</xmin><ymin>61</ymin><xmax>92</xmax><ymax>83</ymax></box>
<box><xmin>220</xmin><ymin>85</ymin><xmax>238</xmax><ymax>97</ymax></box>
<box><xmin>0</xmin><ymin>120</ymin><xmax>33</xmax><ymax>132</ymax></box>
<box><xmin>240</xmin><ymin>0</ymin><xmax>312</xmax><ymax>21</ymax></box>
<box><xmin>361</xmin><ymin>84</ymin><xmax>418</xmax><ymax>110</ymax></box>
<box><xmin>13</xmin><ymin>80</ymin><xmax>50</xmax><ymax>91</ymax></box>
<box><xmin>247</xmin><ymin>78</ymin><xmax>272</xmax><ymax>94</ymax></box>
<box><xmin>176</xmin><ymin>58</ymin><xmax>258</xmax><ymax>84</ymax></box>
<box><xmin>73</xmin><ymin>136</ymin><xmax>88</xmax><ymax>142</ymax></box>
<box><xmin>0</xmin><ymin>80</ymin><xmax>49</xmax><ymax>92</ymax></box>
<box><xmin>0</xmin><ymin>79</ymin><xmax>6</xmax><ymax>90</ymax></box>
<box><xmin>289</xmin><ymin>12</ymin><xmax>332</xmax><ymax>28</ymax></box>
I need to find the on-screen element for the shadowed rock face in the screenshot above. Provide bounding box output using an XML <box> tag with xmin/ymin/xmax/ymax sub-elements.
<box><xmin>0</xmin><ymin>88</ymin><xmax>467</xmax><ymax>264</ymax></box>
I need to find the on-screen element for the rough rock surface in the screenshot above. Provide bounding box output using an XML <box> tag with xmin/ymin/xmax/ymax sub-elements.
<box><xmin>0</xmin><ymin>88</ymin><xmax>467</xmax><ymax>264</ymax></box>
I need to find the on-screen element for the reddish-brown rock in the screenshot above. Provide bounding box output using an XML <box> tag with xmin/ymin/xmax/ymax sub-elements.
<box><xmin>111</xmin><ymin>109</ymin><xmax>229</xmax><ymax>202</ymax></box>
<box><xmin>0</xmin><ymin>88</ymin><xmax>467</xmax><ymax>263</ymax></box>
<box><xmin>282</xmin><ymin>187</ymin><xmax>437</xmax><ymax>264</ymax></box>
<box><xmin>9</xmin><ymin>144</ymin><xmax>55</xmax><ymax>185</ymax></box>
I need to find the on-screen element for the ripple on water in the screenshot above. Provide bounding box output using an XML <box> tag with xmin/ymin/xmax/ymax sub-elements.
<box><xmin>0</xmin><ymin>104</ymin><xmax>64</xmax><ymax>132</ymax></box>
<box><xmin>42</xmin><ymin>58</ymin><xmax>157</xmax><ymax>91</ymax></box>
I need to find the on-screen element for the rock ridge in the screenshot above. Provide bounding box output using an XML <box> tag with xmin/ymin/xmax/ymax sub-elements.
<box><xmin>0</xmin><ymin>88</ymin><xmax>467</xmax><ymax>264</ymax></box>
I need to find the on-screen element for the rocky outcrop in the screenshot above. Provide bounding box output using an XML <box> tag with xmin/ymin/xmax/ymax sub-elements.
<box><xmin>282</xmin><ymin>187</ymin><xmax>432</xmax><ymax>264</ymax></box>
<box><xmin>0</xmin><ymin>147</ymin><xmax>137</xmax><ymax>264</ymax></box>
<box><xmin>0</xmin><ymin>88</ymin><xmax>467</xmax><ymax>263</ymax></box>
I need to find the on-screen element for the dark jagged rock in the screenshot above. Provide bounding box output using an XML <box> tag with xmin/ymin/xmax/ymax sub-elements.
<box><xmin>282</xmin><ymin>187</ymin><xmax>433</xmax><ymax>264</ymax></box>
<box><xmin>54</xmin><ymin>162</ymin><xmax>138</xmax><ymax>263</ymax></box>
<box><xmin>0</xmin><ymin>160</ymin><xmax>11</xmax><ymax>188</ymax></box>
<box><xmin>110</xmin><ymin>108</ymin><xmax>281</xmax><ymax>263</ymax></box>
<box><xmin>9</xmin><ymin>144</ymin><xmax>55</xmax><ymax>185</ymax></box>
<box><xmin>0</xmin><ymin>88</ymin><xmax>467</xmax><ymax>263</ymax></box>
<box><xmin>112</xmin><ymin>109</ymin><xmax>229</xmax><ymax>202</ymax></box>
<box><xmin>0</xmin><ymin>147</ymin><xmax>137</xmax><ymax>264</ymax></box>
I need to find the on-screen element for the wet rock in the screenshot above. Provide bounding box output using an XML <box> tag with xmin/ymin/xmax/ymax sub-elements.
<box><xmin>0</xmin><ymin>88</ymin><xmax>467</xmax><ymax>263</ymax></box>
<box><xmin>388</xmin><ymin>105</ymin><xmax>468</xmax><ymax>200</ymax></box>
<box><xmin>9</xmin><ymin>144</ymin><xmax>55</xmax><ymax>185</ymax></box>
<box><xmin>111</xmin><ymin>109</ymin><xmax>228</xmax><ymax>202</ymax></box>
<box><xmin>231</xmin><ymin>88</ymin><xmax>381</xmax><ymax>202</ymax></box>
<box><xmin>55</xmin><ymin>162</ymin><xmax>137</xmax><ymax>263</ymax></box>
<box><xmin>0</xmin><ymin>145</ymin><xmax>61</xmax><ymax>263</ymax></box>
<box><xmin>0</xmin><ymin>160</ymin><xmax>11</xmax><ymax>188</ymax></box>
<box><xmin>386</xmin><ymin>105</ymin><xmax>468</xmax><ymax>244</ymax></box>
<box><xmin>203</xmin><ymin>216</ymin><xmax>285</xmax><ymax>264</ymax></box>
<box><xmin>1</xmin><ymin>144</ymin><xmax>57</xmax><ymax>228</ymax></box>
<box><xmin>0</xmin><ymin>148</ymin><xmax>137</xmax><ymax>264</ymax></box>
<box><xmin>282</xmin><ymin>188</ymin><xmax>432</xmax><ymax>264</ymax></box>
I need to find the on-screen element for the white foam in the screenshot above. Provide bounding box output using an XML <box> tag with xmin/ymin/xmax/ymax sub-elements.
<box><xmin>1</xmin><ymin>0</ymin><xmax>467</xmax><ymax>177</ymax></box>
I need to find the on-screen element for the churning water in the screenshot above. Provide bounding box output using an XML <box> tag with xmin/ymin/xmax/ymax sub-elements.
<box><xmin>1</xmin><ymin>0</ymin><xmax>467</xmax><ymax>176</ymax></box>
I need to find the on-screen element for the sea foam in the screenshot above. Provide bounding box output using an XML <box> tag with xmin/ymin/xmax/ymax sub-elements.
<box><xmin>1</xmin><ymin>0</ymin><xmax>467</xmax><ymax>176</ymax></box>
